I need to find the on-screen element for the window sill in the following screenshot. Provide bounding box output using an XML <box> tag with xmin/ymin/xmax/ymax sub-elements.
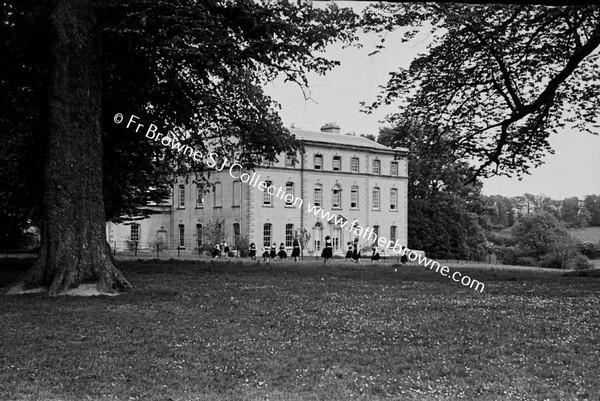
<box><xmin>195</xmin><ymin>206</ymin><xmax>204</xmax><ymax>209</ymax></box>
<box><xmin>213</xmin><ymin>206</ymin><xmax>222</xmax><ymax>209</ymax></box>
<box><xmin>231</xmin><ymin>205</ymin><xmax>240</xmax><ymax>208</ymax></box>
<box><xmin>262</xmin><ymin>205</ymin><xmax>274</xmax><ymax>208</ymax></box>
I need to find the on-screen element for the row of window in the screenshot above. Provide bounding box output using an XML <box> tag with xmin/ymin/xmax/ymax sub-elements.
<box><xmin>178</xmin><ymin>182</ymin><xmax>400</xmax><ymax>210</ymax></box>
<box><xmin>132</xmin><ymin>222</ymin><xmax>399</xmax><ymax>252</ymax></box>
<box><xmin>264</xmin><ymin>222</ymin><xmax>399</xmax><ymax>251</ymax></box>
<box><xmin>285</xmin><ymin>154</ymin><xmax>400</xmax><ymax>175</ymax></box>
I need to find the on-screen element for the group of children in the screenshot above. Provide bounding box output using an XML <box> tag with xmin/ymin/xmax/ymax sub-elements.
<box><xmin>211</xmin><ymin>241</ymin><xmax>231</xmax><ymax>258</ymax></box>
<box><xmin>248</xmin><ymin>239</ymin><xmax>302</xmax><ymax>263</ymax></box>
<box><xmin>213</xmin><ymin>237</ymin><xmax>409</xmax><ymax>265</ymax></box>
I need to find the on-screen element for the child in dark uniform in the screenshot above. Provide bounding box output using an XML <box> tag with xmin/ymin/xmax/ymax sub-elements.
<box><xmin>278</xmin><ymin>243</ymin><xmax>288</xmax><ymax>260</ymax></box>
<box><xmin>352</xmin><ymin>239</ymin><xmax>361</xmax><ymax>264</ymax></box>
<box><xmin>371</xmin><ymin>246</ymin><xmax>382</xmax><ymax>264</ymax></box>
<box><xmin>321</xmin><ymin>235</ymin><xmax>333</xmax><ymax>264</ymax></box>
<box><xmin>345</xmin><ymin>242</ymin><xmax>353</xmax><ymax>260</ymax></box>
<box><xmin>249</xmin><ymin>242</ymin><xmax>257</xmax><ymax>261</ymax></box>
<box><xmin>291</xmin><ymin>238</ymin><xmax>300</xmax><ymax>262</ymax></box>
<box><xmin>212</xmin><ymin>243</ymin><xmax>221</xmax><ymax>258</ymax></box>
<box><xmin>270</xmin><ymin>243</ymin><xmax>277</xmax><ymax>259</ymax></box>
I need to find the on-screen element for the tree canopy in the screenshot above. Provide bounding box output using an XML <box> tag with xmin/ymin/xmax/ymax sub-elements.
<box><xmin>364</xmin><ymin>3</ymin><xmax>600</xmax><ymax>180</ymax></box>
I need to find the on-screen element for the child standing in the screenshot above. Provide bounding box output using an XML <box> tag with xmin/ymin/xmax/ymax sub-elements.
<box><xmin>291</xmin><ymin>238</ymin><xmax>301</xmax><ymax>262</ymax></box>
<box><xmin>278</xmin><ymin>243</ymin><xmax>288</xmax><ymax>260</ymax></box>
<box><xmin>249</xmin><ymin>242</ymin><xmax>257</xmax><ymax>261</ymax></box>
<box><xmin>321</xmin><ymin>235</ymin><xmax>333</xmax><ymax>264</ymax></box>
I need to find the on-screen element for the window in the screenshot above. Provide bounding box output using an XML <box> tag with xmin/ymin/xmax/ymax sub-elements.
<box><xmin>372</xmin><ymin>187</ymin><xmax>380</xmax><ymax>210</ymax></box>
<box><xmin>285</xmin><ymin>153</ymin><xmax>295</xmax><ymax>167</ymax></box>
<box><xmin>313</xmin><ymin>222</ymin><xmax>323</xmax><ymax>251</ymax></box>
<box><xmin>285</xmin><ymin>224</ymin><xmax>294</xmax><ymax>247</ymax></box>
<box><xmin>332</xmin><ymin>185</ymin><xmax>341</xmax><ymax>209</ymax></box>
<box><xmin>350</xmin><ymin>186</ymin><xmax>359</xmax><ymax>209</ymax></box>
<box><xmin>179</xmin><ymin>185</ymin><xmax>185</xmax><ymax>208</ymax></box>
<box><xmin>179</xmin><ymin>224</ymin><xmax>185</xmax><ymax>248</ymax></box>
<box><xmin>314</xmin><ymin>154</ymin><xmax>323</xmax><ymax>170</ymax></box>
<box><xmin>390</xmin><ymin>226</ymin><xmax>397</xmax><ymax>243</ymax></box>
<box><xmin>213</xmin><ymin>182</ymin><xmax>222</xmax><ymax>207</ymax></box>
<box><xmin>391</xmin><ymin>162</ymin><xmax>398</xmax><ymax>176</ymax></box>
<box><xmin>372</xmin><ymin>160</ymin><xmax>381</xmax><ymax>175</ymax></box>
<box><xmin>263</xmin><ymin>223</ymin><xmax>272</xmax><ymax>248</ymax></box>
<box><xmin>314</xmin><ymin>185</ymin><xmax>322</xmax><ymax>207</ymax></box>
<box><xmin>196</xmin><ymin>224</ymin><xmax>203</xmax><ymax>247</ymax></box>
<box><xmin>285</xmin><ymin>182</ymin><xmax>294</xmax><ymax>206</ymax></box>
<box><xmin>130</xmin><ymin>223</ymin><xmax>140</xmax><ymax>242</ymax></box>
<box><xmin>332</xmin><ymin>156</ymin><xmax>341</xmax><ymax>171</ymax></box>
<box><xmin>390</xmin><ymin>188</ymin><xmax>398</xmax><ymax>210</ymax></box>
<box><xmin>263</xmin><ymin>181</ymin><xmax>273</xmax><ymax>206</ymax></box>
<box><xmin>196</xmin><ymin>187</ymin><xmax>204</xmax><ymax>208</ymax></box>
<box><xmin>233</xmin><ymin>223</ymin><xmax>240</xmax><ymax>247</ymax></box>
<box><xmin>373</xmin><ymin>225</ymin><xmax>379</xmax><ymax>242</ymax></box>
<box><xmin>332</xmin><ymin>227</ymin><xmax>341</xmax><ymax>251</ymax></box>
<box><xmin>232</xmin><ymin>181</ymin><xmax>241</xmax><ymax>207</ymax></box>
<box><xmin>351</xmin><ymin>157</ymin><xmax>359</xmax><ymax>173</ymax></box>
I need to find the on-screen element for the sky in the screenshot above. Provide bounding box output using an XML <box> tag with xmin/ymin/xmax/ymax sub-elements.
<box><xmin>262</xmin><ymin>1</ymin><xmax>600</xmax><ymax>200</ymax></box>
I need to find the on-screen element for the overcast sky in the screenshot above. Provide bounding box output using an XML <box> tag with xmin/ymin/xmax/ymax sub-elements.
<box><xmin>263</xmin><ymin>1</ymin><xmax>600</xmax><ymax>200</ymax></box>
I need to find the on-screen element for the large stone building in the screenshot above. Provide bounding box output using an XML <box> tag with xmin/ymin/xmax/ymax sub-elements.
<box><xmin>106</xmin><ymin>124</ymin><xmax>408</xmax><ymax>256</ymax></box>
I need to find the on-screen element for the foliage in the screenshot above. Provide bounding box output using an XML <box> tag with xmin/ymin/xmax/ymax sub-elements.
<box><xmin>511</xmin><ymin>212</ymin><xmax>570</xmax><ymax>258</ymax></box>
<box><xmin>584</xmin><ymin>195</ymin><xmax>600</xmax><ymax>226</ymax></box>
<box><xmin>561</xmin><ymin>197</ymin><xmax>580</xmax><ymax>227</ymax></box>
<box><xmin>1</xmin><ymin>0</ymin><xmax>359</xmax><ymax>227</ymax></box>
<box><xmin>201</xmin><ymin>219</ymin><xmax>227</xmax><ymax>246</ymax></box>
<box><xmin>236</xmin><ymin>236</ymin><xmax>250</xmax><ymax>258</ymax></box>
<box><xmin>579</xmin><ymin>241</ymin><xmax>600</xmax><ymax>259</ymax></box>
<box><xmin>364</xmin><ymin>3</ymin><xmax>600</xmax><ymax>180</ymax></box>
<box><xmin>378</xmin><ymin>122</ymin><xmax>492</xmax><ymax>260</ymax></box>
<box><xmin>147</xmin><ymin>237</ymin><xmax>169</xmax><ymax>255</ymax></box>
<box><xmin>125</xmin><ymin>237</ymin><xmax>140</xmax><ymax>253</ymax></box>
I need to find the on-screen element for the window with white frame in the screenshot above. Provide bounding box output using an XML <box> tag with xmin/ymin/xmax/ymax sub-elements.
<box><xmin>332</xmin><ymin>185</ymin><xmax>341</xmax><ymax>209</ymax></box>
<box><xmin>179</xmin><ymin>185</ymin><xmax>185</xmax><ymax>208</ymax></box>
<box><xmin>130</xmin><ymin>223</ymin><xmax>140</xmax><ymax>242</ymax></box>
<box><xmin>263</xmin><ymin>223</ymin><xmax>272</xmax><ymax>247</ymax></box>
<box><xmin>179</xmin><ymin>224</ymin><xmax>185</xmax><ymax>247</ymax></box>
<box><xmin>350</xmin><ymin>186</ymin><xmax>359</xmax><ymax>209</ymax></box>
<box><xmin>372</xmin><ymin>225</ymin><xmax>379</xmax><ymax>242</ymax></box>
<box><xmin>263</xmin><ymin>181</ymin><xmax>273</xmax><ymax>206</ymax></box>
<box><xmin>314</xmin><ymin>185</ymin><xmax>322</xmax><ymax>207</ymax></box>
<box><xmin>196</xmin><ymin>187</ymin><xmax>203</xmax><ymax>208</ymax></box>
<box><xmin>233</xmin><ymin>223</ymin><xmax>240</xmax><ymax>247</ymax></box>
<box><xmin>285</xmin><ymin>153</ymin><xmax>295</xmax><ymax>167</ymax></box>
<box><xmin>390</xmin><ymin>188</ymin><xmax>398</xmax><ymax>211</ymax></box>
<box><xmin>286</xmin><ymin>224</ymin><xmax>294</xmax><ymax>247</ymax></box>
<box><xmin>314</xmin><ymin>154</ymin><xmax>323</xmax><ymax>170</ymax></box>
<box><xmin>391</xmin><ymin>161</ymin><xmax>398</xmax><ymax>176</ymax></box>
<box><xmin>390</xmin><ymin>226</ymin><xmax>397</xmax><ymax>243</ymax></box>
<box><xmin>332</xmin><ymin>227</ymin><xmax>341</xmax><ymax>251</ymax></box>
<box><xmin>372</xmin><ymin>160</ymin><xmax>381</xmax><ymax>175</ymax></box>
<box><xmin>372</xmin><ymin>187</ymin><xmax>380</xmax><ymax>210</ymax></box>
<box><xmin>332</xmin><ymin>156</ymin><xmax>341</xmax><ymax>171</ymax></box>
<box><xmin>285</xmin><ymin>182</ymin><xmax>294</xmax><ymax>206</ymax></box>
<box><xmin>313</xmin><ymin>222</ymin><xmax>323</xmax><ymax>251</ymax></box>
<box><xmin>351</xmin><ymin>157</ymin><xmax>359</xmax><ymax>173</ymax></box>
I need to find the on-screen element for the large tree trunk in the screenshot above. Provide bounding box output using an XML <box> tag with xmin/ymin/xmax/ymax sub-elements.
<box><xmin>5</xmin><ymin>0</ymin><xmax>132</xmax><ymax>295</ymax></box>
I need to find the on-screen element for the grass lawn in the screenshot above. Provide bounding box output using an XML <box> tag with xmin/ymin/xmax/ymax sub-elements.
<box><xmin>569</xmin><ymin>226</ymin><xmax>600</xmax><ymax>243</ymax></box>
<box><xmin>1</xmin><ymin>258</ymin><xmax>599</xmax><ymax>400</ymax></box>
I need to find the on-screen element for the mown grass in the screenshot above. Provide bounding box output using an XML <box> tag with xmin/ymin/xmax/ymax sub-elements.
<box><xmin>1</xmin><ymin>258</ymin><xmax>599</xmax><ymax>400</ymax></box>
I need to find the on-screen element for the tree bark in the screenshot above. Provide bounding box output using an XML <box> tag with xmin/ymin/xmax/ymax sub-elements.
<box><xmin>4</xmin><ymin>0</ymin><xmax>132</xmax><ymax>295</ymax></box>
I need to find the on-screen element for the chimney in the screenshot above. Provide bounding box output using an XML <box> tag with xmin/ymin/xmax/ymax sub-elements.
<box><xmin>320</xmin><ymin>122</ymin><xmax>340</xmax><ymax>134</ymax></box>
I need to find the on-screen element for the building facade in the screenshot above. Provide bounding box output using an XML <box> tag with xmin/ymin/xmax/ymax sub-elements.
<box><xmin>106</xmin><ymin>124</ymin><xmax>409</xmax><ymax>256</ymax></box>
